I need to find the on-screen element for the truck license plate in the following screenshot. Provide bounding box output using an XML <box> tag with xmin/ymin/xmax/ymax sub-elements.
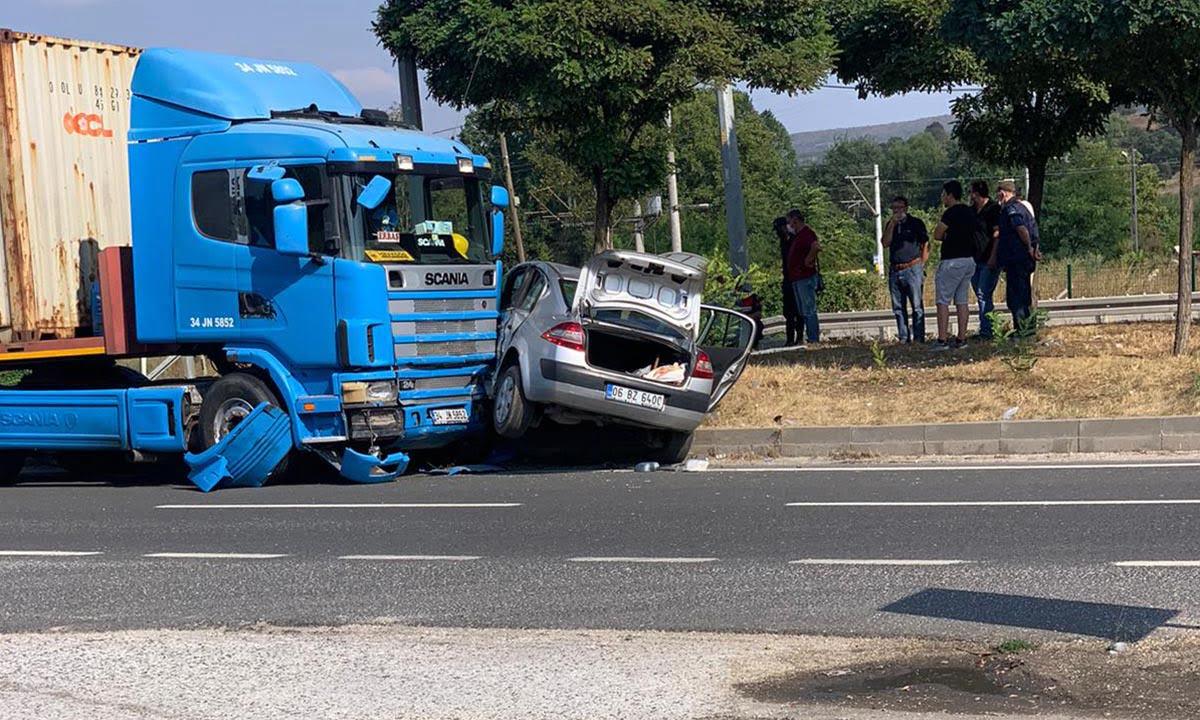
<box><xmin>429</xmin><ymin>407</ymin><xmax>470</xmax><ymax>425</ymax></box>
<box><xmin>605</xmin><ymin>384</ymin><xmax>665</xmax><ymax>411</ymax></box>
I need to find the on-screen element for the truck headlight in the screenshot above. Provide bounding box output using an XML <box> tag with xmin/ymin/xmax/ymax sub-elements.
<box><xmin>366</xmin><ymin>380</ymin><xmax>398</xmax><ymax>403</ymax></box>
<box><xmin>342</xmin><ymin>381</ymin><xmax>398</xmax><ymax>404</ymax></box>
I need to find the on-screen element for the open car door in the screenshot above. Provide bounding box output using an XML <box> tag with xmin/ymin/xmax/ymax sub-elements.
<box><xmin>697</xmin><ymin>305</ymin><xmax>756</xmax><ymax>411</ymax></box>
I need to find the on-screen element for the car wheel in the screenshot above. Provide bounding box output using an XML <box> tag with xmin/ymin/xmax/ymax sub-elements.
<box><xmin>493</xmin><ymin>364</ymin><xmax>533</xmax><ymax>440</ymax></box>
<box><xmin>653</xmin><ymin>431</ymin><xmax>694</xmax><ymax>465</ymax></box>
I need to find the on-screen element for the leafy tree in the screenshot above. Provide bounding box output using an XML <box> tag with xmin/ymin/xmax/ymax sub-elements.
<box><xmin>1031</xmin><ymin>1</ymin><xmax>1200</xmax><ymax>353</ymax></box>
<box><xmin>829</xmin><ymin>0</ymin><xmax>1114</xmax><ymax>217</ymax></box>
<box><xmin>375</xmin><ymin>0</ymin><xmax>834</xmax><ymax>254</ymax></box>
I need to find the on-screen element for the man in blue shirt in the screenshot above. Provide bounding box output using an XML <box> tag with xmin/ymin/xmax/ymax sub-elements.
<box><xmin>990</xmin><ymin>180</ymin><xmax>1041</xmax><ymax>333</ymax></box>
<box><xmin>882</xmin><ymin>195</ymin><xmax>930</xmax><ymax>343</ymax></box>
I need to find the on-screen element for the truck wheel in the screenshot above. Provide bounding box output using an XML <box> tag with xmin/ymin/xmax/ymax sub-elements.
<box><xmin>653</xmin><ymin>431</ymin><xmax>694</xmax><ymax>465</ymax></box>
<box><xmin>492</xmin><ymin>364</ymin><xmax>533</xmax><ymax>440</ymax></box>
<box><xmin>198</xmin><ymin>372</ymin><xmax>281</xmax><ymax>449</ymax></box>
<box><xmin>0</xmin><ymin>452</ymin><xmax>25</xmax><ymax>485</ymax></box>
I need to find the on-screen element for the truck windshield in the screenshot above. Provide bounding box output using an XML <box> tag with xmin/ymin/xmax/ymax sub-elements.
<box><xmin>339</xmin><ymin>172</ymin><xmax>490</xmax><ymax>265</ymax></box>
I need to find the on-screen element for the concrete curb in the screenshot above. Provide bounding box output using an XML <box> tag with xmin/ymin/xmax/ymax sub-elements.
<box><xmin>694</xmin><ymin>416</ymin><xmax>1200</xmax><ymax>458</ymax></box>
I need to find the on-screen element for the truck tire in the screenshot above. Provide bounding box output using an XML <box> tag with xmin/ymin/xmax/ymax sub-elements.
<box><xmin>492</xmin><ymin>364</ymin><xmax>533</xmax><ymax>440</ymax></box>
<box><xmin>653</xmin><ymin>431</ymin><xmax>694</xmax><ymax>465</ymax></box>
<box><xmin>198</xmin><ymin>372</ymin><xmax>282</xmax><ymax>449</ymax></box>
<box><xmin>0</xmin><ymin>452</ymin><xmax>26</xmax><ymax>485</ymax></box>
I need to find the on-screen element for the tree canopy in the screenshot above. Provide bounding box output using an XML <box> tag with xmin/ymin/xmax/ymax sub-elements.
<box><xmin>375</xmin><ymin>0</ymin><xmax>835</xmax><ymax>253</ymax></box>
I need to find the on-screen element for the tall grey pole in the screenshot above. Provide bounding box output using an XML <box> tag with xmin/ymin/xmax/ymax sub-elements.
<box><xmin>716</xmin><ymin>85</ymin><xmax>748</xmax><ymax>280</ymax></box>
<box><xmin>396</xmin><ymin>51</ymin><xmax>423</xmax><ymax>131</ymax></box>
<box><xmin>665</xmin><ymin>111</ymin><xmax>683</xmax><ymax>253</ymax></box>
<box><xmin>632</xmin><ymin>199</ymin><xmax>645</xmax><ymax>253</ymax></box>
<box><xmin>498</xmin><ymin>133</ymin><xmax>526</xmax><ymax>262</ymax></box>
<box><xmin>1130</xmin><ymin>146</ymin><xmax>1140</xmax><ymax>253</ymax></box>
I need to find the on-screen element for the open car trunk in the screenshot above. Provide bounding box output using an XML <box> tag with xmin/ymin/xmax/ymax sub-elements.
<box><xmin>585</xmin><ymin>324</ymin><xmax>691</xmax><ymax>386</ymax></box>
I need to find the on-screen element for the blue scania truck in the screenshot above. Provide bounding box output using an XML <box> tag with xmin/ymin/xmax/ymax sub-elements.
<box><xmin>0</xmin><ymin>32</ymin><xmax>505</xmax><ymax>485</ymax></box>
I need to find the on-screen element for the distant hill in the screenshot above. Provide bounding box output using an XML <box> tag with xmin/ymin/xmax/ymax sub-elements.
<box><xmin>791</xmin><ymin>114</ymin><xmax>955</xmax><ymax>163</ymax></box>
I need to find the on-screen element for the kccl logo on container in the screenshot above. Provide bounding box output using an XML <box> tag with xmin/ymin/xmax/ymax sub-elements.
<box><xmin>62</xmin><ymin>112</ymin><xmax>113</xmax><ymax>138</ymax></box>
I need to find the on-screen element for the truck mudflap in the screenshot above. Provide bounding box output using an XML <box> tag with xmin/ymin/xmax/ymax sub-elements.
<box><xmin>338</xmin><ymin>447</ymin><xmax>409</xmax><ymax>484</ymax></box>
<box><xmin>185</xmin><ymin>403</ymin><xmax>291</xmax><ymax>492</ymax></box>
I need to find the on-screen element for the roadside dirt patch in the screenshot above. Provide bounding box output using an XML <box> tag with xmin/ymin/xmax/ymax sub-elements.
<box><xmin>736</xmin><ymin>637</ymin><xmax>1200</xmax><ymax>718</ymax></box>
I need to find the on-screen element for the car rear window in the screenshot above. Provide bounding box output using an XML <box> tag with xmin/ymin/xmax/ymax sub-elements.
<box><xmin>559</xmin><ymin>279</ymin><xmax>578</xmax><ymax>304</ymax></box>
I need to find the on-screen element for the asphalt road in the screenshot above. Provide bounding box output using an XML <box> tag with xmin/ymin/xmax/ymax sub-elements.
<box><xmin>3</xmin><ymin>459</ymin><xmax>1200</xmax><ymax>640</ymax></box>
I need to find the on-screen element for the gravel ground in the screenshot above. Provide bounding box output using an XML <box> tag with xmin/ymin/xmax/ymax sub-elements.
<box><xmin>2</xmin><ymin>624</ymin><xmax>1192</xmax><ymax>720</ymax></box>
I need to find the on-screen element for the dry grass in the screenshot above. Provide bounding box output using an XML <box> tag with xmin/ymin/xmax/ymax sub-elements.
<box><xmin>707</xmin><ymin>322</ymin><xmax>1200</xmax><ymax>428</ymax></box>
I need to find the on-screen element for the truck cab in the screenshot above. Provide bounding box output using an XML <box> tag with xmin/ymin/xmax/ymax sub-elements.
<box><xmin>125</xmin><ymin>48</ymin><xmax>506</xmax><ymax>479</ymax></box>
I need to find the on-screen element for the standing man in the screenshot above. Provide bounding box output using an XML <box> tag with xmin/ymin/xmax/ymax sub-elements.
<box><xmin>882</xmin><ymin>196</ymin><xmax>929</xmax><ymax>343</ymax></box>
<box><xmin>969</xmin><ymin>180</ymin><xmax>1001</xmax><ymax>339</ymax></box>
<box><xmin>774</xmin><ymin>216</ymin><xmax>800</xmax><ymax>346</ymax></box>
<box><xmin>991</xmin><ymin>180</ymin><xmax>1041</xmax><ymax>332</ymax></box>
<box><xmin>932</xmin><ymin>181</ymin><xmax>978</xmax><ymax>349</ymax></box>
<box><xmin>785</xmin><ymin>209</ymin><xmax>821</xmax><ymax>344</ymax></box>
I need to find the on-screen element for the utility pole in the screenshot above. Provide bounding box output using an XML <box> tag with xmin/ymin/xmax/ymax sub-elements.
<box><xmin>1024</xmin><ymin>167</ymin><xmax>1031</xmax><ymax>201</ymax></box>
<box><xmin>715</xmin><ymin>85</ymin><xmax>749</xmax><ymax>279</ymax></box>
<box><xmin>498</xmin><ymin>133</ymin><xmax>526</xmax><ymax>262</ymax></box>
<box><xmin>632</xmin><ymin>199</ymin><xmax>645</xmax><ymax>252</ymax></box>
<box><xmin>665</xmin><ymin>111</ymin><xmax>683</xmax><ymax>253</ymax></box>
<box><xmin>873</xmin><ymin>164</ymin><xmax>883</xmax><ymax>276</ymax></box>
<box><xmin>1130</xmin><ymin>146</ymin><xmax>1140</xmax><ymax>253</ymax></box>
<box><xmin>395</xmin><ymin>51</ymin><xmax>423</xmax><ymax>130</ymax></box>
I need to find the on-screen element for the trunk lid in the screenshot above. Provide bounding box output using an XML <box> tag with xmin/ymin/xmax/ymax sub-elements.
<box><xmin>572</xmin><ymin>250</ymin><xmax>707</xmax><ymax>338</ymax></box>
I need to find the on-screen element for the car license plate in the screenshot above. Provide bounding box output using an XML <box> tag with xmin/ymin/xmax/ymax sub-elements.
<box><xmin>605</xmin><ymin>384</ymin><xmax>665</xmax><ymax>411</ymax></box>
<box><xmin>429</xmin><ymin>407</ymin><xmax>470</xmax><ymax>425</ymax></box>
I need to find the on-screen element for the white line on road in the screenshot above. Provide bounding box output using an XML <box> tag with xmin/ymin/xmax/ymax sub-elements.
<box><xmin>0</xmin><ymin>550</ymin><xmax>102</xmax><ymax>557</ymax></box>
<box><xmin>719</xmin><ymin>462</ymin><xmax>1200</xmax><ymax>473</ymax></box>
<box><xmin>1112</xmin><ymin>560</ymin><xmax>1200</xmax><ymax>567</ymax></box>
<box><xmin>143</xmin><ymin>552</ymin><xmax>286</xmax><ymax>559</ymax></box>
<box><xmin>338</xmin><ymin>555</ymin><xmax>482</xmax><ymax>561</ymax></box>
<box><xmin>789</xmin><ymin>558</ymin><xmax>970</xmax><ymax>566</ymax></box>
<box><xmin>155</xmin><ymin>503</ymin><xmax>522</xmax><ymax>509</ymax></box>
<box><xmin>568</xmin><ymin>556</ymin><xmax>718</xmax><ymax>564</ymax></box>
<box><xmin>787</xmin><ymin>496</ymin><xmax>1200</xmax><ymax>508</ymax></box>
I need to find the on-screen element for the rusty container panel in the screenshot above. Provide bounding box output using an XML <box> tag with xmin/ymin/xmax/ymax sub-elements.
<box><xmin>0</xmin><ymin>30</ymin><xmax>140</xmax><ymax>341</ymax></box>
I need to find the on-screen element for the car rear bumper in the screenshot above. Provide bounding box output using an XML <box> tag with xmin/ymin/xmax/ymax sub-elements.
<box><xmin>537</xmin><ymin>358</ymin><xmax>706</xmax><ymax>432</ymax></box>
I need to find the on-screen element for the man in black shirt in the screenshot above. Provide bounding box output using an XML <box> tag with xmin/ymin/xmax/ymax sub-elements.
<box><xmin>882</xmin><ymin>195</ymin><xmax>929</xmax><ymax>343</ymax></box>
<box><xmin>932</xmin><ymin>180</ymin><xmax>978</xmax><ymax>348</ymax></box>
<box><xmin>969</xmin><ymin>180</ymin><xmax>1002</xmax><ymax>339</ymax></box>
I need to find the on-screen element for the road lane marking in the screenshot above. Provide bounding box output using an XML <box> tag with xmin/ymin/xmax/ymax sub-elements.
<box><xmin>1112</xmin><ymin>560</ymin><xmax>1200</xmax><ymax>567</ymax></box>
<box><xmin>338</xmin><ymin>554</ymin><xmax>482</xmax><ymax>561</ymax></box>
<box><xmin>568</xmin><ymin>556</ymin><xmax>717</xmax><ymax>564</ymax></box>
<box><xmin>789</xmin><ymin>558</ymin><xmax>969</xmax><ymax>566</ymax></box>
<box><xmin>156</xmin><ymin>503</ymin><xmax>522</xmax><ymax>509</ymax></box>
<box><xmin>0</xmin><ymin>550</ymin><xmax>102</xmax><ymax>557</ymax></box>
<box><xmin>788</xmin><ymin>500</ymin><xmax>1200</xmax><ymax>507</ymax></box>
<box><xmin>719</xmin><ymin>462</ymin><xmax>1200</xmax><ymax>473</ymax></box>
<box><xmin>143</xmin><ymin>552</ymin><xmax>286</xmax><ymax>559</ymax></box>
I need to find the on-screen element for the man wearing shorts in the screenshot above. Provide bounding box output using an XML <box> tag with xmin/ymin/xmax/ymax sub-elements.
<box><xmin>932</xmin><ymin>180</ymin><xmax>977</xmax><ymax>349</ymax></box>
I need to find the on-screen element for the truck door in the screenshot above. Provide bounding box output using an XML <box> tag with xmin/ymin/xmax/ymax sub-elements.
<box><xmin>233</xmin><ymin>164</ymin><xmax>338</xmax><ymax>368</ymax></box>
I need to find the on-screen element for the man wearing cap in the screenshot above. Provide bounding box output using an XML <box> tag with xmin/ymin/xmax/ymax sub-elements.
<box><xmin>990</xmin><ymin>180</ymin><xmax>1042</xmax><ymax>333</ymax></box>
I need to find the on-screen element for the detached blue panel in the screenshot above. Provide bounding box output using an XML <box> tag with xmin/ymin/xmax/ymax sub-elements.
<box><xmin>133</xmin><ymin>48</ymin><xmax>361</xmax><ymax>121</ymax></box>
<box><xmin>340</xmin><ymin>447</ymin><xmax>408</xmax><ymax>484</ymax></box>
<box><xmin>185</xmin><ymin>403</ymin><xmax>291</xmax><ymax>492</ymax></box>
<box><xmin>0</xmin><ymin>391</ymin><xmax>127</xmax><ymax>450</ymax></box>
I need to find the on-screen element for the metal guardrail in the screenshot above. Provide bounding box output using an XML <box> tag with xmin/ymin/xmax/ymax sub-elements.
<box><xmin>759</xmin><ymin>293</ymin><xmax>1200</xmax><ymax>342</ymax></box>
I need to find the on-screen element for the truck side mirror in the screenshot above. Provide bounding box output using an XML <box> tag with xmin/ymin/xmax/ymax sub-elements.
<box><xmin>356</xmin><ymin>175</ymin><xmax>392</xmax><ymax>210</ymax></box>
<box><xmin>490</xmin><ymin>186</ymin><xmax>508</xmax><ymax>257</ymax></box>
<box><xmin>271</xmin><ymin>179</ymin><xmax>309</xmax><ymax>257</ymax></box>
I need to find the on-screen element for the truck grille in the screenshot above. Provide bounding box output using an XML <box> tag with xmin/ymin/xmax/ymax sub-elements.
<box><xmin>413</xmin><ymin>299</ymin><xmax>480</xmax><ymax>313</ymax></box>
<box><xmin>392</xmin><ymin>318</ymin><xmax>497</xmax><ymax>336</ymax></box>
<box><xmin>395</xmin><ymin>339</ymin><xmax>494</xmax><ymax>358</ymax></box>
<box><xmin>413</xmin><ymin>376</ymin><xmax>472</xmax><ymax>391</ymax></box>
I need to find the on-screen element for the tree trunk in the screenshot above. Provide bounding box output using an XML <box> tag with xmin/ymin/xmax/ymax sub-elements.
<box><xmin>1026</xmin><ymin>159</ymin><xmax>1048</xmax><ymax>219</ymax></box>
<box><xmin>592</xmin><ymin>174</ymin><xmax>614</xmax><ymax>255</ymax></box>
<box><xmin>1174</xmin><ymin>120</ymin><xmax>1196</xmax><ymax>356</ymax></box>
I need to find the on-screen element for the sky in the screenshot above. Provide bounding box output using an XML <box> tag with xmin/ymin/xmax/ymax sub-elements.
<box><xmin>7</xmin><ymin>0</ymin><xmax>958</xmax><ymax>136</ymax></box>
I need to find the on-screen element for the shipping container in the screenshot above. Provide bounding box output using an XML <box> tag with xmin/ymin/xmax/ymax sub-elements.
<box><xmin>0</xmin><ymin>30</ymin><xmax>139</xmax><ymax>342</ymax></box>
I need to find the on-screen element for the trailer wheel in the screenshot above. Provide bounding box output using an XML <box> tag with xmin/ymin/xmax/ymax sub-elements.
<box><xmin>199</xmin><ymin>373</ymin><xmax>282</xmax><ymax>449</ymax></box>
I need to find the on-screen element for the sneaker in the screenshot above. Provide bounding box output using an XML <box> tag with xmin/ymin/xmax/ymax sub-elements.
<box><xmin>930</xmin><ymin>340</ymin><xmax>951</xmax><ymax>351</ymax></box>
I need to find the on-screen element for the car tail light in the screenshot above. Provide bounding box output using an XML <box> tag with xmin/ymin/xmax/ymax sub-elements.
<box><xmin>693</xmin><ymin>351</ymin><xmax>714</xmax><ymax>379</ymax></box>
<box><xmin>542</xmin><ymin>322</ymin><xmax>585</xmax><ymax>351</ymax></box>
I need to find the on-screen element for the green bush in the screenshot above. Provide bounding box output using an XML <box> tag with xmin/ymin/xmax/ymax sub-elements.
<box><xmin>818</xmin><ymin>271</ymin><xmax>886</xmax><ymax>313</ymax></box>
